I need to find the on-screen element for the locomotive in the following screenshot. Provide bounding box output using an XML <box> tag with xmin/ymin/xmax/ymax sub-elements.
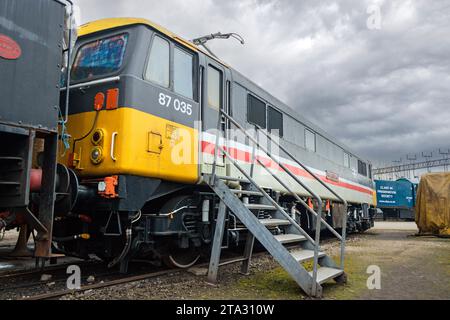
<box><xmin>1</xmin><ymin>10</ymin><xmax>376</xmax><ymax>272</ymax></box>
<box><xmin>375</xmin><ymin>178</ymin><xmax>417</xmax><ymax>220</ymax></box>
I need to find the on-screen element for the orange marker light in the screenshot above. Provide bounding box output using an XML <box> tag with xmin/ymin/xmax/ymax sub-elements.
<box><xmin>106</xmin><ymin>88</ymin><xmax>119</xmax><ymax>110</ymax></box>
<box><xmin>98</xmin><ymin>175</ymin><xmax>119</xmax><ymax>198</ymax></box>
<box><xmin>94</xmin><ymin>92</ymin><xmax>105</xmax><ymax>111</ymax></box>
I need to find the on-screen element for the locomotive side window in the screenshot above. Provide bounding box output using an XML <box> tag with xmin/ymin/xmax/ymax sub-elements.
<box><xmin>344</xmin><ymin>152</ymin><xmax>350</xmax><ymax>168</ymax></box>
<box><xmin>72</xmin><ymin>33</ymin><xmax>129</xmax><ymax>82</ymax></box>
<box><xmin>305</xmin><ymin>129</ymin><xmax>316</xmax><ymax>152</ymax></box>
<box><xmin>267</xmin><ymin>106</ymin><xmax>283</xmax><ymax>137</ymax></box>
<box><xmin>145</xmin><ymin>35</ymin><xmax>170</xmax><ymax>87</ymax></box>
<box><xmin>174</xmin><ymin>47</ymin><xmax>194</xmax><ymax>99</ymax></box>
<box><xmin>358</xmin><ymin>160</ymin><xmax>367</xmax><ymax>176</ymax></box>
<box><xmin>207</xmin><ymin>65</ymin><xmax>222</xmax><ymax>110</ymax></box>
<box><xmin>247</xmin><ymin>94</ymin><xmax>266</xmax><ymax>129</ymax></box>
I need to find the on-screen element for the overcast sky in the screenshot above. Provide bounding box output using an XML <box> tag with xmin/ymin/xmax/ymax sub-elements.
<box><xmin>72</xmin><ymin>0</ymin><xmax>450</xmax><ymax>166</ymax></box>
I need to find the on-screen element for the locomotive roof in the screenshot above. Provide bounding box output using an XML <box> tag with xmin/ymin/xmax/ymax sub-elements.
<box><xmin>78</xmin><ymin>18</ymin><xmax>228</xmax><ymax>67</ymax></box>
<box><xmin>78</xmin><ymin>18</ymin><xmax>369</xmax><ymax>163</ymax></box>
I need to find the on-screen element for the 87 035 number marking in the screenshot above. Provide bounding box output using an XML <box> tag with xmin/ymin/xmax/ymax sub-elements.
<box><xmin>158</xmin><ymin>93</ymin><xmax>192</xmax><ymax>116</ymax></box>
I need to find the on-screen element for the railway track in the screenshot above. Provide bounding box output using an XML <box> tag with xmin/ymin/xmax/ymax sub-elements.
<box><xmin>0</xmin><ymin>259</ymin><xmax>98</xmax><ymax>280</ymax></box>
<box><xmin>22</xmin><ymin>268</ymin><xmax>180</xmax><ymax>300</ymax></box>
<box><xmin>0</xmin><ymin>259</ymin><xmax>123</xmax><ymax>299</ymax></box>
<box><xmin>16</xmin><ymin>252</ymin><xmax>270</xmax><ymax>300</ymax></box>
<box><xmin>2</xmin><ymin>235</ymin><xmax>346</xmax><ymax>300</ymax></box>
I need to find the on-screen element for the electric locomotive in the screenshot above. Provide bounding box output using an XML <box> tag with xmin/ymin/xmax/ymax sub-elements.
<box><xmin>51</xmin><ymin>18</ymin><xmax>376</xmax><ymax>270</ymax></box>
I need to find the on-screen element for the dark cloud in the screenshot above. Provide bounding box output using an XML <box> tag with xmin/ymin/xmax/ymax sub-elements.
<box><xmin>73</xmin><ymin>0</ymin><xmax>450</xmax><ymax>163</ymax></box>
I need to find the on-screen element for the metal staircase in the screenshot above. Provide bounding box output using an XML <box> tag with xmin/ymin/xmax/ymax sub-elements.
<box><xmin>205</xmin><ymin>110</ymin><xmax>348</xmax><ymax>297</ymax></box>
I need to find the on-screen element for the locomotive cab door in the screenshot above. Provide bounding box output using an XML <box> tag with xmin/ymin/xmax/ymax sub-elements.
<box><xmin>200</xmin><ymin>59</ymin><xmax>231</xmax><ymax>176</ymax></box>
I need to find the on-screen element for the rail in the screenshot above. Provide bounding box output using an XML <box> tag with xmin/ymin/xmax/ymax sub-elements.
<box><xmin>211</xmin><ymin>110</ymin><xmax>348</xmax><ymax>295</ymax></box>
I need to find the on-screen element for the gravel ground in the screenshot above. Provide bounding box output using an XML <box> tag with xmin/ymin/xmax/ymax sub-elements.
<box><xmin>59</xmin><ymin>221</ymin><xmax>449</xmax><ymax>300</ymax></box>
<box><xmin>355</xmin><ymin>222</ymin><xmax>449</xmax><ymax>300</ymax></box>
<box><xmin>59</xmin><ymin>255</ymin><xmax>283</xmax><ymax>300</ymax></box>
<box><xmin>3</xmin><ymin>221</ymin><xmax>448</xmax><ymax>300</ymax></box>
<box><xmin>59</xmin><ymin>237</ymin><xmax>349</xmax><ymax>300</ymax></box>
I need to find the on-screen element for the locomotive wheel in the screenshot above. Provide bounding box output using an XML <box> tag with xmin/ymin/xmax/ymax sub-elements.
<box><xmin>162</xmin><ymin>244</ymin><xmax>201</xmax><ymax>269</ymax></box>
<box><xmin>160</xmin><ymin>195</ymin><xmax>201</xmax><ymax>269</ymax></box>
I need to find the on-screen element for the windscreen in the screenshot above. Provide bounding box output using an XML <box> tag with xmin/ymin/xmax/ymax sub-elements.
<box><xmin>71</xmin><ymin>34</ymin><xmax>128</xmax><ymax>82</ymax></box>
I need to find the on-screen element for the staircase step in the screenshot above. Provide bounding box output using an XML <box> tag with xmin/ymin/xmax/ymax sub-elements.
<box><xmin>260</xmin><ymin>218</ymin><xmax>291</xmax><ymax>227</ymax></box>
<box><xmin>0</xmin><ymin>157</ymin><xmax>23</xmax><ymax>172</ymax></box>
<box><xmin>0</xmin><ymin>181</ymin><xmax>20</xmax><ymax>186</ymax></box>
<box><xmin>274</xmin><ymin>233</ymin><xmax>306</xmax><ymax>244</ymax></box>
<box><xmin>0</xmin><ymin>156</ymin><xmax>23</xmax><ymax>162</ymax></box>
<box><xmin>309</xmin><ymin>267</ymin><xmax>344</xmax><ymax>284</ymax></box>
<box><xmin>230</xmin><ymin>189</ymin><xmax>263</xmax><ymax>196</ymax></box>
<box><xmin>245</xmin><ymin>203</ymin><xmax>277</xmax><ymax>211</ymax></box>
<box><xmin>290</xmin><ymin>249</ymin><xmax>325</xmax><ymax>263</ymax></box>
<box><xmin>216</xmin><ymin>175</ymin><xmax>250</xmax><ymax>183</ymax></box>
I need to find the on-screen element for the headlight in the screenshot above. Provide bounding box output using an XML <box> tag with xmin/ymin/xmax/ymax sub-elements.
<box><xmin>90</xmin><ymin>146</ymin><xmax>104</xmax><ymax>164</ymax></box>
<box><xmin>91</xmin><ymin>129</ymin><xmax>105</xmax><ymax>145</ymax></box>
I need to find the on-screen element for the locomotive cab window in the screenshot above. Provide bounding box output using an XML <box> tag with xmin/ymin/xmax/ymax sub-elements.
<box><xmin>267</xmin><ymin>106</ymin><xmax>283</xmax><ymax>137</ymax></box>
<box><xmin>145</xmin><ymin>35</ymin><xmax>170</xmax><ymax>87</ymax></box>
<box><xmin>174</xmin><ymin>47</ymin><xmax>194</xmax><ymax>99</ymax></box>
<box><xmin>358</xmin><ymin>160</ymin><xmax>367</xmax><ymax>176</ymax></box>
<box><xmin>71</xmin><ymin>33</ymin><xmax>129</xmax><ymax>82</ymax></box>
<box><xmin>305</xmin><ymin>129</ymin><xmax>316</xmax><ymax>152</ymax></box>
<box><xmin>247</xmin><ymin>94</ymin><xmax>266</xmax><ymax>129</ymax></box>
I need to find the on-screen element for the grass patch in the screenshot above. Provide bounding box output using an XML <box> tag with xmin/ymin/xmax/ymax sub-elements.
<box><xmin>227</xmin><ymin>254</ymin><xmax>370</xmax><ymax>300</ymax></box>
<box><xmin>237</xmin><ymin>267</ymin><xmax>306</xmax><ymax>299</ymax></box>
